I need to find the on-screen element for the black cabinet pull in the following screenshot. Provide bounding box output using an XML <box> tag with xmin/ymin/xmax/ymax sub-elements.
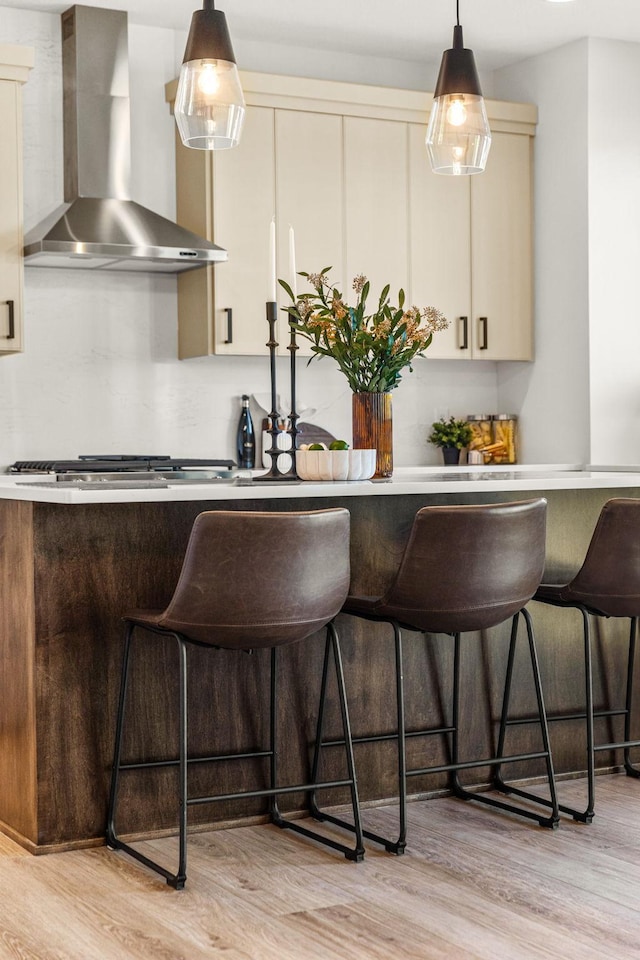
<box><xmin>459</xmin><ymin>316</ymin><xmax>468</xmax><ymax>350</ymax></box>
<box><xmin>223</xmin><ymin>307</ymin><xmax>233</xmax><ymax>344</ymax></box>
<box><xmin>479</xmin><ymin>316</ymin><xmax>488</xmax><ymax>350</ymax></box>
<box><xmin>5</xmin><ymin>300</ymin><xmax>14</xmax><ymax>340</ymax></box>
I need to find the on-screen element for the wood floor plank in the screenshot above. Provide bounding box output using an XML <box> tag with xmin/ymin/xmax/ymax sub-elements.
<box><xmin>0</xmin><ymin>774</ymin><xmax>639</xmax><ymax>959</ymax></box>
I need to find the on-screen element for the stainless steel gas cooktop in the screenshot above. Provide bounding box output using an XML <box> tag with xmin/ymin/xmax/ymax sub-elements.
<box><xmin>9</xmin><ymin>454</ymin><xmax>237</xmax><ymax>488</ymax></box>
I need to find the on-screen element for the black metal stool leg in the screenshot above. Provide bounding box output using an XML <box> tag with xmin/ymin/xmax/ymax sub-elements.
<box><xmin>106</xmin><ymin>626</ymin><xmax>188</xmax><ymax>889</ymax></box>
<box><xmin>175</xmin><ymin>636</ymin><xmax>188</xmax><ymax>888</ymax></box>
<box><xmin>311</xmin><ymin>621</ymin><xmax>405</xmax><ymax>854</ymax></box>
<box><xmin>308</xmin><ymin>631</ymin><xmax>332</xmax><ymax>823</ymax></box>
<box><xmin>392</xmin><ymin>622</ymin><xmax>407</xmax><ymax>854</ymax></box>
<box><xmin>624</xmin><ymin>618</ymin><xmax>640</xmax><ymax>778</ymax></box>
<box><xmin>451</xmin><ymin>613</ymin><xmax>559</xmax><ymax>828</ymax></box>
<box><xmin>493</xmin><ymin>613</ymin><xmax>521</xmax><ymax>793</ymax></box>
<box><xmin>523</xmin><ymin>607</ymin><xmax>560</xmax><ymax>823</ymax></box>
<box><xmin>582</xmin><ymin>608</ymin><xmax>596</xmax><ymax>821</ymax></box>
<box><xmin>106</xmin><ymin>621</ymin><xmax>134</xmax><ymax>851</ymax></box>
<box><xmin>269</xmin><ymin>647</ymin><xmax>283</xmax><ymax>825</ymax></box>
<box><xmin>276</xmin><ymin>624</ymin><xmax>364</xmax><ymax>861</ymax></box>
<box><xmin>329</xmin><ymin>622</ymin><xmax>365</xmax><ymax>859</ymax></box>
<box><xmin>450</xmin><ymin>633</ymin><xmax>467</xmax><ymax>800</ymax></box>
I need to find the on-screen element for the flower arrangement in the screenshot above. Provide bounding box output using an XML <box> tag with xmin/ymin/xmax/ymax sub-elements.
<box><xmin>428</xmin><ymin>416</ymin><xmax>473</xmax><ymax>450</ymax></box>
<box><xmin>279</xmin><ymin>269</ymin><xmax>448</xmax><ymax>393</ymax></box>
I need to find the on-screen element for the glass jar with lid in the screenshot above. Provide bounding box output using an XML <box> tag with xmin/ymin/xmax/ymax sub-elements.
<box><xmin>466</xmin><ymin>414</ymin><xmax>493</xmax><ymax>462</ymax></box>
<box><xmin>490</xmin><ymin>414</ymin><xmax>518</xmax><ymax>464</ymax></box>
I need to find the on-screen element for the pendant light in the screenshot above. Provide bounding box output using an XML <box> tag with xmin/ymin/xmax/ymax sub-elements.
<box><xmin>175</xmin><ymin>0</ymin><xmax>245</xmax><ymax>150</ymax></box>
<box><xmin>425</xmin><ymin>0</ymin><xmax>491</xmax><ymax>175</ymax></box>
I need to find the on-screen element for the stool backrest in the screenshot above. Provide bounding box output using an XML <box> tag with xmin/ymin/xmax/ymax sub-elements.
<box><xmin>377</xmin><ymin>498</ymin><xmax>547</xmax><ymax>633</ymax></box>
<box><xmin>562</xmin><ymin>498</ymin><xmax>640</xmax><ymax>617</ymax></box>
<box><xmin>158</xmin><ymin>508</ymin><xmax>350</xmax><ymax>648</ymax></box>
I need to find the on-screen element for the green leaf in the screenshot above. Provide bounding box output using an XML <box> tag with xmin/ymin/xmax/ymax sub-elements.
<box><xmin>278</xmin><ymin>278</ymin><xmax>295</xmax><ymax>301</ymax></box>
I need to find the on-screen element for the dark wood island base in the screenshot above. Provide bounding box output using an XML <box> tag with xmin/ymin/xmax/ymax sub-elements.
<box><xmin>0</xmin><ymin>486</ymin><xmax>636</xmax><ymax>853</ymax></box>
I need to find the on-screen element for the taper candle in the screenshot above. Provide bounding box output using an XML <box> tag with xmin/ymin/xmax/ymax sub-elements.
<box><xmin>268</xmin><ymin>216</ymin><xmax>276</xmax><ymax>302</ymax></box>
<box><xmin>288</xmin><ymin>225</ymin><xmax>297</xmax><ymax>299</ymax></box>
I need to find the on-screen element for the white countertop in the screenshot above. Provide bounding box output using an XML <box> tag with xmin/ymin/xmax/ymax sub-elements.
<box><xmin>2</xmin><ymin>464</ymin><xmax>640</xmax><ymax>504</ymax></box>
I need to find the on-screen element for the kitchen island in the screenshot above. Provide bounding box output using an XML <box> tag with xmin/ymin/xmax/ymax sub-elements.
<box><xmin>1</xmin><ymin>466</ymin><xmax>639</xmax><ymax>853</ymax></box>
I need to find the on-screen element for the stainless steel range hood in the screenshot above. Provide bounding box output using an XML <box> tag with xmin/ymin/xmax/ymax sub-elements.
<box><xmin>24</xmin><ymin>5</ymin><xmax>226</xmax><ymax>273</ymax></box>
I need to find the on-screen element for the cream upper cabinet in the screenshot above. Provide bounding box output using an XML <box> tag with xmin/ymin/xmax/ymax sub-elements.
<box><xmin>275</xmin><ymin>109</ymin><xmax>344</xmax><ymax>351</ymax></box>
<box><xmin>167</xmin><ymin>73</ymin><xmax>536</xmax><ymax>361</ymax></box>
<box><xmin>173</xmin><ymin>104</ymin><xmax>344</xmax><ymax>358</ymax></box>
<box><xmin>0</xmin><ymin>46</ymin><xmax>33</xmax><ymax>356</ymax></box>
<box><xmin>409</xmin><ymin>125</ymin><xmax>533</xmax><ymax>360</ymax></box>
<box><xmin>470</xmin><ymin>132</ymin><xmax>533</xmax><ymax>361</ymax></box>
<box><xmin>344</xmin><ymin>116</ymin><xmax>408</xmax><ymax>303</ymax></box>
<box><xmin>409</xmin><ymin>123</ymin><xmax>472</xmax><ymax>358</ymax></box>
<box><xmin>175</xmin><ymin>104</ymin><xmax>275</xmax><ymax>358</ymax></box>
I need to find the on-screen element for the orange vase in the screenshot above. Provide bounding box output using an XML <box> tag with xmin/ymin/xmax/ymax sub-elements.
<box><xmin>352</xmin><ymin>392</ymin><xmax>393</xmax><ymax>479</ymax></box>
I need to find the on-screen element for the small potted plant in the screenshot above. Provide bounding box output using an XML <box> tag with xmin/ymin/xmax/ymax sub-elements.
<box><xmin>428</xmin><ymin>416</ymin><xmax>473</xmax><ymax>466</ymax></box>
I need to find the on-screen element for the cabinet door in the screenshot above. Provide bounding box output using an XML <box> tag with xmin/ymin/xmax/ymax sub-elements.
<box><xmin>0</xmin><ymin>81</ymin><xmax>24</xmax><ymax>353</ymax></box>
<box><xmin>471</xmin><ymin>132</ymin><xmax>533</xmax><ymax>361</ymax></box>
<box><xmin>211</xmin><ymin>105</ymin><xmax>276</xmax><ymax>356</ymax></box>
<box><xmin>176</xmin><ymin>105</ymin><xmax>275</xmax><ymax>357</ymax></box>
<box><xmin>408</xmin><ymin>123</ymin><xmax>472</xmax><ymax>359</ymax></box>
<box><xmin>344</xmin><ymin>116</ymin><xmax>408</xmax><ymax>309</ymax></box>
<box><xmin>275</xmin><ymin>110</ymin><xmax>344</xmax><ymax>355</ymax></box>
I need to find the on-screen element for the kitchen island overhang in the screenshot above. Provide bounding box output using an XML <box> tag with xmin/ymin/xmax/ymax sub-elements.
<box><xmin>0</xmin><ymin>464</ymin><xmax>637</xmax><ymax>505</ymax></box>
<box><xmin>0</xmin><ymin>467</ymin><xmax>638</xmax><ymax>853</ymax></box>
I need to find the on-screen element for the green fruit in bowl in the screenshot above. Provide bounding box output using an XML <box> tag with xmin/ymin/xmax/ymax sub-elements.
<box><xmin>308</xmin><ymin>443</ymin><xmax>326</xmax><ymax>451</ymax></box>
<box><xmin>329</xmin><ymin>440</ymin><xmax>350</xmax><ymax>450</ymax></box>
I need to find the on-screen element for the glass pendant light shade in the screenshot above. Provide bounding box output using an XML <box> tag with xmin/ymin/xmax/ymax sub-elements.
<box><xmin>175</xmin><ymin>0</ymin><xmax>245</xmax><ymax>150</ymax></box>
<box><xmin>426</xmin><ymin>23</ymin><xmax>491</xmax><ymax>175</ymax></box>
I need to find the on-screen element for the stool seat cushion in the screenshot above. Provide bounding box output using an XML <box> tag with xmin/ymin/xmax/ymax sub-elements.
<box><xmin>344</xmin><ymin>499</ymin><xmax>547</xmax><ymax>634</ymax></box>
<box><xmin>535</xmin><ymin>581</ymin><xmax>637</xmax><ymax>618</ymax></box>
<box><xmin>124</xmin><ymin>608</ymin><xmax>339</xmax><ymax>649</ymax></box>
<box><xmin>534</xmin><ymin>499</ymin><xmax>640</xmax><ymax>619</ymax></box>
<box><xmin>343</xmin><ymin>593</ymin><xmax>534</xmax><ymax>634</ymax></box>
<box><xmin>124</xmin><ymin>508</ymin><xmax>351</xmax><ymax>649</ymax></box>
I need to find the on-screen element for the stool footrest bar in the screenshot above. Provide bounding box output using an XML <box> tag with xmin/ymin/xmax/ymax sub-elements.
<box><xmin>187</xmin><ymin>778</ymin><xmax>354</xmax><ymax>807</ymax></box>
<box><xmin>120</xmin><ymin>748</ymin><xmax>273</xmax><ymax>771</ymax></box>
<box><xmin>274</xmin><ymin>815</ymin><xmax>364</xmax><ymax>861</ymax></box>
<box><xmin>407</xmin><ymin>750</ymin><xmax>549</xmax><ymax>778</ymax></box>
<box><xmin>311</xmin><ymin>808</ymin><xmax>405</xmax><ymax>854</ymax></box>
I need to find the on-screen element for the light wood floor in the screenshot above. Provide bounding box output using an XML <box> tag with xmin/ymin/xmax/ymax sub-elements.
<box><xmin>1</xmin><ymin>775</ymin><xmax>640</xmax><ymax>959</ymax></box>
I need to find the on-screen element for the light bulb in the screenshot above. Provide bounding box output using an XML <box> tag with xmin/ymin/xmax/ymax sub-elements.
<box><xmin>451</xmin><ymin>145</ymin><xmax>465</xmax><ymax>176</ymax></box>
<box><xmin>198</xmin><ymin>62</ymin><xmax>220</xmax><ymax>96</ymax></box>
<box><xmin>446</xmin><ymin>97</ymin><xmax>467</xmax><ymax>127</ymax></box>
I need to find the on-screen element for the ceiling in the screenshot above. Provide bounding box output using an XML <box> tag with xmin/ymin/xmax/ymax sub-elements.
<box><xmin>5</xmin><ymin>0</ymin><xmax>640</xmax><ymax>71</ymax></box>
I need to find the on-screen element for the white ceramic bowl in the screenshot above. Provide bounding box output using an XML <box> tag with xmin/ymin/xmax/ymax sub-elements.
<box><xmin>296</xmin><ymin>448</ymin><xmax>376</xmax><ymax>481</ymax></box>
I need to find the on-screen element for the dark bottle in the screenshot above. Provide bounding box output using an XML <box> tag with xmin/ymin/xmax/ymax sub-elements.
<box><xmin>236</xmin><ymin>395</ymin><xmax>255</xmax><ymax>468</ymax></box>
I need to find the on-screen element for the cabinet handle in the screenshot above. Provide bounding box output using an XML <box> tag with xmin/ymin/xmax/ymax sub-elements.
<box><xmin>459</xmin><ymin>316</ymin><xmax>468</xmax><ymax>350</ymax></box>
<box><xmin>479</xmin><ymin>316</ymin><xmax>488</xmax><ymax>350</ymax></box>
<box><xmin>223</xmin><ymin>307</ymin><xmax>233</xmax><ymax>344</ymax></box>
<box><xmin>4</xmin><ymin>300</ymin><xmax>14</xmax><ymax>340</ymax></box>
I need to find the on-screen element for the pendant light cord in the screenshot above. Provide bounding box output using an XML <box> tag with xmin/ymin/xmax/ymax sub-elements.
<box><xmin>456</xmin><ymin>0</ymin><xmax>460</xmax><ymax>27</ymax></box>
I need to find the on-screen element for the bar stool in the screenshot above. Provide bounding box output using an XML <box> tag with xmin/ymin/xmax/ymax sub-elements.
<box><xmin>312</xmin><ymin>499</ymin><xmax>559</xmax><ymax>854</ymax></box>
<box><xmin>529</xmin><ymin>497</ymin><xmax>640</xmax><ymax>822</ymax></box>
<box><xmin>106</xmin><ymin>508</ymin><xmax>364</xmax><ymax>889</ymax></box>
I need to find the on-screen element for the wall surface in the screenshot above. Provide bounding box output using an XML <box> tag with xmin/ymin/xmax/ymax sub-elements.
<box><xmin>587</xmin><ymin>39</ymin><xmax>640</xmax><ymax>464</ymax></box>
<box><xmin>0</xmin><ymin>5</ymin><xmax>501</xmax><ymax>470</ymax></box>
<box><xmin>493</xmin><ymin>41</ymin><xmax>591</xmax><ymax>465</ymax></box>
<box><xmin>495</xmin><ymin>38</ymin><xmax>640</xmax><ymax>465</ymax></box>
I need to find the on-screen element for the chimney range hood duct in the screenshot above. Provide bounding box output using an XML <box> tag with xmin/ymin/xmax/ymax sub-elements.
<box><xmin>23</xmin><ymin>4</ymin><xmax>226</xmax><ymax>273</ymax></box>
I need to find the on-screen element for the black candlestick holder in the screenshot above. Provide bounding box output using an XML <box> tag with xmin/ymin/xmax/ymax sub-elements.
<box><xmin>253</xmin><ymin>301</ymin><xmax>299</xmax><ymax>482</ymax></box>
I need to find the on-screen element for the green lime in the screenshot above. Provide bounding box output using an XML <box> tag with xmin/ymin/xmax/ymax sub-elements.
<box><xmin>308</xmin><ymin>443</ymin><xmax>325</xmax><ymax>450</ymax></box>
<box><xmin>329</xmin><ymin>440</ymin><xmax>350</xmax><ymax>450</ymax></box>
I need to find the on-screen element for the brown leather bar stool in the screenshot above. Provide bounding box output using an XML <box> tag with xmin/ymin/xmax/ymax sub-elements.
<box><xmin>106</xmin><ymin>508</ymin><xmax>364</xmax><ymax>889</ymax></box>
<box><xmin>312</xmin><ymin>499</ymin><xmax>559</xmax><ymax>854</ymax></box>
<box><xmin>528</xmin><ymin>497</ymin><xmax>640</xmax><ymax>822</ymax></box>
